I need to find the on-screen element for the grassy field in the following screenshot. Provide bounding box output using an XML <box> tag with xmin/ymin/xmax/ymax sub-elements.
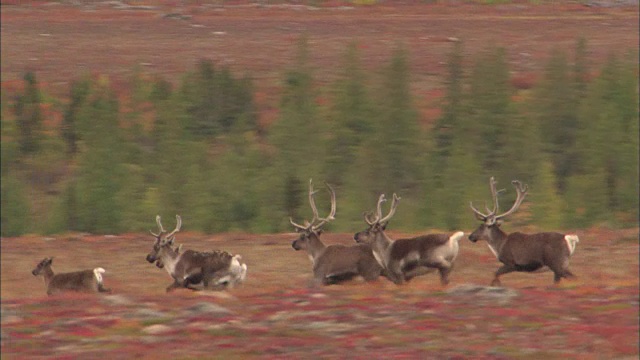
<box><xmin>2</xmin><ymin>227</ymin><xmax>638</xmax><ymax>358</ymax></box>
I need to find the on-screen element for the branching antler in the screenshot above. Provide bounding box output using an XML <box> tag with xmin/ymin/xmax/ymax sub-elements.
<box><xmin>150</xmin><ymin>215</ymin><xmax>182</xmax><ymax>241</ymax></box>
<box><xmin>290</xmin><ymin>179</ymin><xmax>337</xmax><ymax>232</ymax></box>
<box><xmin>494</xmin><ymin>180</ymin><xmax>528</xmax><ymax>221</ymax></box>
<box><xmin>470</xmin><ymin>177</ymin><xmax>528</xmax><ymax>224</ymax></box>
<box><xmin>380</xmin><ymin>193</ymin><xmax>400</xmax><ymax>224</ymax></box>
<box><xmin>363</xmin><ymin>193</ymin><xmax>400</xmax><ymax>226</ymax></box>
<box><xmin>150</xmin><ymin>215</ymin><xmax>165</xmax><ymax>237</ymax></box>
<box><xmin>166</xmin><ymin>215</ymin><xmax>182</xmax><ymax>239</ymax></box>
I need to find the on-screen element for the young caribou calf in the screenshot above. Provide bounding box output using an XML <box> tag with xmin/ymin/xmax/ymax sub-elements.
<box><xmin>146</xmin><ymin>215</ymin><xmax>247</xmax><ymax>292</ymax></box>
<box><xmin>290</xmin><ymin>180</ymin><xmax>384</xmax><ymax>285</ymax></box>
<box><xmin>468</xmin><ymin>177</ymin><xmax>579</xmax><ymax>286</ymax></box>
<box><xmin>354</xmin><ymin>194</ymin><xmax>464</xmax><ymax>285</ymax></box>
<box><xmin>32</xmin><ymin>257</ymin><xmax>111</xmax><ymax>296</ymax></box>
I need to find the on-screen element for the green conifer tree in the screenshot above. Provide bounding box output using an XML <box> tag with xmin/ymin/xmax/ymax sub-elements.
<box><xmin>323</xmin><ymin>43</ymin><xmax>374</xmax><ymax>187</ymax></box>
<box><xmin>75</xmin><ymin>77</ymin><xmax>126</xmax><ymax>234</ymax></box>
<box><xmin>15</xmin><ymin>72</ymin><xmax>43</xmax><ymax>155</ymax></box>
<box><xmin>61</xmin><ymin>75</ymin><xmax>92</xmax><ymax>155</ymax></box>
<box><xmin>0</xmin><ymin>173</ymin><xmax>31</xmax><ymax>236</ymax></box>
<box><xmin>266</xmin><ymin>36</ymin><xmax>323</xmax><ymax>230</ymax></box>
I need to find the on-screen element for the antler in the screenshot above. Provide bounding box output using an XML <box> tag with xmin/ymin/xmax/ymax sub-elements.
<box><xmin>379</xmin><ymin>193</ymin><xmax>400</xmax><ymax>224</ymax></box>
<box><xmin>166</xmin><ymin>215</ymin><xmax>182</xmax><ymax>239</ymax></box>
<box><xmin>289</xmin><ymin>179</ymin><xmax>336</xmax><ymax>232</ymax></box>
<box><xmin>311</xmin><ymin>182</ymin><xmax>336</xmax><ymax>231</ymax></box>
<box><xmin>470</xmin><ymin>177</ymin><xmax>497</xmax><ymax>221</ymax></box>
<box><xmin>470</xmin><ymin>177</ymin><xmax>528</xmax><ymax>223</ymax></box>
<box><xmin>363</xmin><ymin>194</ymin><xmax>387</xmax><ymax>225</ymax></box>
<box><xmin>150</xmin><ymin>215</ymin><xmax>165</xmax><ymax>237</ymax></box>
<box><xmin>150</xmin><ymin>215</ymin><xmax>181</xmax><ymax>239</ymax></box>
<box><xmin>290</xmin><ymin>179</ymin><xmax>316</xmax><ymax>231</ymax></box>
<box><xmin>363</xmin><ymin>193</ymin><xmax>400</xmax><ymax>226</ymax></box>
<box><xmin>494</xmin><ymin>180</ymin><xmax>528</xmax><ymax>220</ymax></box>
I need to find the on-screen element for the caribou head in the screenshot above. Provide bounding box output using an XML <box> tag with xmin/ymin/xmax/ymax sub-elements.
<box><xmin>353</xmin><ymin>193</ymin><xmax>401</xmax><ymax>245</ymax></box>
<box><xmin>468</xmin><ymin>177</ymin><xmax>528</xmax><ymax>243</ymax></box>
<box><xmin>290</xmin><ymin>179</ymin><xmax>337</xmax><ymax>252</ymax></box>
<box><xmin>146</xmin><ymin>215</ymin><xmax>182</xmax><ymax>263</ymax></box>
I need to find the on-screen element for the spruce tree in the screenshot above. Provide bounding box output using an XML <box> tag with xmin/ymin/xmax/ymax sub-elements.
<box><xmin>371</xmin><ymin>44</ymin><xmax>421</xmax><ymax>194</ymax></box>
<box><xmin>0</xmin><ymin>173</ymin><xmax>31</xmax><ymax>236</ymax></box>
<box><xmin>61</xmin><ymin>75</ymin><xmax>92</xmax><ymax>155</ymax></box>
<box><xmin>15</xmin><ymin>71</ymin><xmax>43</xmax><ymax>155</ymax></box>
<box><xmin>323</xmin><ymin>43</ymin><xmax>373</xmax><ymax>187</ymax></box>
<box><xmin>566</xmin><ymin>53</ymin><xmax>638</xmax><ymax>226</ymax></box>
<box><xmin>75</xmin><ymin>77</ymin><xmax>126</xmax><ymax>234</ymax></box>
<box><xmin>534</xmin><ymin>48</ymin><xmax>580</xmax><ymax>192</ymax></box>
<box><xmin>432</xmin><ymin>40</ymin><xmax>465</xmax><ymax>179</ymax></box>
<box><xmin>465</xmin><ymin>46</ymin><xmax>511</xmax><ymax>173</ymax></box>
<box><xmin>266</xmin><ymin>35</ymin><xmax>323</xmax><ymax>229</ymax></box>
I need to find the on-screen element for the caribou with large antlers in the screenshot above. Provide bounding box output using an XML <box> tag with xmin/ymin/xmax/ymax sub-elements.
<box><xmin>146</xmin><ymin>215</ymin><xmax>247</xmax><ymax>292</ymax></box>
<box><xmin>354</xmin><ymin>193</ymin><xmax>464</xmax><ymax>285</ymax></box>
<box><xmin>468</xmin><ymin>177</ymin><xmax>579</xmax><ymax>286</ymax></box>
<box><xmin>290</xmin><ymin>179</ymin><xmax>384</xmax><ymax>285</ymax></box>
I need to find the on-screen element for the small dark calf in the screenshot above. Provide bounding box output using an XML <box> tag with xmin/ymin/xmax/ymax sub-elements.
<box><xmin>32</xmin><ymin>257</ymin><xmax>111</xmax><ymax>296</ymax></box>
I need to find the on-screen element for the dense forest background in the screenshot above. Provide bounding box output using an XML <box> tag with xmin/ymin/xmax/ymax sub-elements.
<box><xmin>1</xmin><ymin>37</ymin><xmax>638</xmax><ymax>236</ymax></box>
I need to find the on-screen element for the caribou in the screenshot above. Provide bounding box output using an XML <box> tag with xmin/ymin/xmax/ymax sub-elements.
<box><xmin>290</xmin><ymin>179</ymin><xmax>385</xmax><ymax>285</ymax></box>
<box><xmin>468</xmin><ymin>177</ymin><xmax>580</xmax><ymax>286</ymax></box>
<box><xmin>32</xmin><ymin>257</ymin><xmax>111</xmax><ymax>296</ymax></box>
<box><xmin>146</xmin><ymin>215</ymin><xmax>247</xmax><ymax>292</ymax></box>
<box><xmin>354</xmin><ymin>193</ymin><xmax>464</xmax><ymax>285</ymax></box>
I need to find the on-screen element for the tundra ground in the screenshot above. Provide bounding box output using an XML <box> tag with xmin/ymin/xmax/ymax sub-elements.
<box><xmin>2</xmin><ymin>228</ymin><xmax>638</xmax><ymax>358</ymax></box>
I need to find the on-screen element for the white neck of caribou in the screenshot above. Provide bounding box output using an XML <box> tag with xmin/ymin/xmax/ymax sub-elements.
<box><xmin>160</xmin><ymin>247</ymin><xmax>181</xmax><ymax>277</ymax></box>
<box><xmin>372</xmin><ymin>231</ymin><xmax>393</xmax><ymax>268</ymax></box>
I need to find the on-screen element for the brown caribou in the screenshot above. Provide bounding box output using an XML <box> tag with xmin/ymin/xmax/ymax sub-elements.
<box><xmin>32</xmin><ymin>257</ymin><xmax>111</xmax><ymax>296</ymax></box>
<box><xmin>290</xmin><ymin>179</ymin><xmax>385</xmax><ymax>285</ymax></box>
<box><xmin>354</xmin><ymin>193</ymin><xmax>464</xmax><ymax>285</ymax></box>
<box><xmin>146</xmin><ymin>215</ymin><xmax>247</xmax><ymax>291</ymax></box>
<box><xmin>468</xmin><ymin>177</ymin><xmax>579</xmax><ymax>286</ymax></box>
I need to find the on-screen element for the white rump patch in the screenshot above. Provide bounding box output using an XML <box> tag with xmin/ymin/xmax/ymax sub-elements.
<box><xmin>228</xmin><ymin>255</ymin><xmax>248</xmax><ymax>285</ymax></box>
<box><xmin>93</xmin><ymin>268</ymin><xmax>106</xmax><ymax>284</ymax></box>
<box><xmin>564</xmin><ymin>235</ymin><xmax>579</xmax><ymax>256</ymax></box>
<box><xmin>239</xmin><ymin>264</ymin><xmax>248</xmax><ymax>282</ymax></box>
<box><xmin>449</xmin><ymin>231</ymin><xmax>465</xmax><ymax>244</ymax></box>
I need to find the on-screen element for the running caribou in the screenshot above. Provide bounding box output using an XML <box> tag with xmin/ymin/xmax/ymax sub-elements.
<box><xmin>32</xmin><ymin>257</ymin><xmax>111</xmax><ymax>296</ymax></box>
<box><xmin>290</xmin><ymin>179</ymin><xmax>384</xmax><ymax>285</ymax></box>
<box><xmin>354</xmin><ymin>193</ymin><xmax>464</xmax><ymax>285</ymax></box>
<box><xmin>468</xmin><ymin>177</ymin><xmax>579</xmax><ymax>286</ymax></box>
<box><xmin>146</xmin><ymin>215</ymin><xmax>247</xmax><ymax>292</ymax></box>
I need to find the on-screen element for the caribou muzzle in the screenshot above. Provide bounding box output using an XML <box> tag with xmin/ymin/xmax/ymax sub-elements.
<box><xmin>353</xmin><ymin>231</ymin><xmax>369</xmax><ymax>243</ymax></box>
<box><xmin>291</xmin><ymin>240</ymin><xmax>302</xmax><ymax>251</ymax></box>
<box><xmin>146</xmin><ymin>254</ymin><xmax>158</xmax><ymax>263</ymax></box>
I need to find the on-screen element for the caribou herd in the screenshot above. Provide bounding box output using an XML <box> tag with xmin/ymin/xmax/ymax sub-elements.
<box><xmin>32</xmin><ymin>177</ymin><xmax>580</xmax><ymax>295</ymax></box>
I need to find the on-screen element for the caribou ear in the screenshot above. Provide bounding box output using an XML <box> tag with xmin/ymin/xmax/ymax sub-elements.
<box><xmin>381</xmin><ymin>223</ymin><xmax>388</xmax><ymax>231</ymax></box>
<box><xmin>495</xmin><ymin>219</ymin><xmax>503</xmax><ymax>226</ymax></box>
<box><xmin>316</xmin><ymin>229</ymin><xmax>324</xmax><ymax>236</ymax></box>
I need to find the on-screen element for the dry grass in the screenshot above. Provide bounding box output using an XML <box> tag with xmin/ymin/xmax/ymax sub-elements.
<box><xmin>2</xmin><ymin>228</ymin><xmax>638</xmax><ymax>358</ymax></box>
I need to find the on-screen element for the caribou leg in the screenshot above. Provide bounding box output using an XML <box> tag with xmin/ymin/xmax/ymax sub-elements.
<box><xmin>491</xmin><ymin>264</ymin><xmax>518</xmax><ymax>286</ymax></box>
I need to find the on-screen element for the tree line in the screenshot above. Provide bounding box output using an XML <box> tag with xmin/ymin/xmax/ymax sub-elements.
<box><xmin>1</xmin><ymin>37</ymin><xmax>637</xmax><ymax>236</ymax></box>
